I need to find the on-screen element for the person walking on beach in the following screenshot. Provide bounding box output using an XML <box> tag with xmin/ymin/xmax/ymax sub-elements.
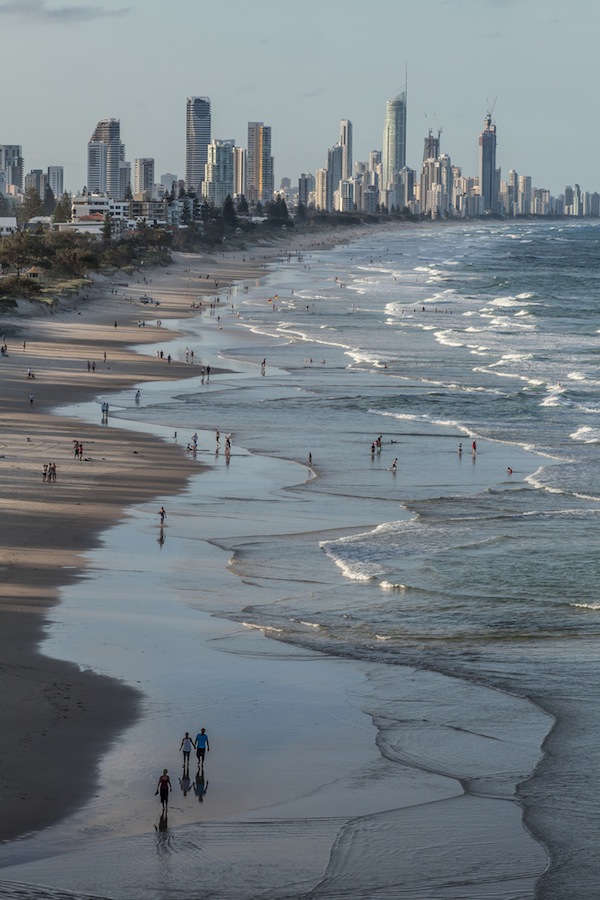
<box><xmin>158</xmin><ymin>506</ymin><xmax>167</xmax><ymax>525</ymax></box>
<box><xmin>195</xmin><ymin>728</ymin><xmax>209</xmax><ymax>768</ymax></box>
<box><xmin>179</xmin><ymin>732</ymin><xmax>195</xmax><ymax>772</ymax></box>
<box><xmin>156</xmin><ymin>769</ymin><xmax>171</xmax><ymax>812</ymax></box>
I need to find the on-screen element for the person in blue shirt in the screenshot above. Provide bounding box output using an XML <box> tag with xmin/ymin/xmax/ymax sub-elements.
<box><xmin>195</xmin><ymin>728</ymin><xmax>210</xmax><ymax>768</ymax></box>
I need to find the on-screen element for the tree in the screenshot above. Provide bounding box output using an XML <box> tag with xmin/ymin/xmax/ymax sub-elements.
<box><xmin>124</xmin><ymin>183</ymin><xmax>133</xmax><ymax>201</ymax></box>
<box><xmin>42</xmin><ymin>184</ymin><xmax>56</xmax><ymax>216</ymax></box>
<box><xmin>0</xmin><ymin>194</ymin><xmax>11</xmax><ymax>217</ymax></box>
<box><xmin>0</xmin><ymin>230</ymin><xmax>42</xmax><ymax>277</ymax></box>
<box><xmin>180</xmin><ymin>198</ymin><xmax>192</xmax><ymax>226</ymax></box>
<box><xmin>237</xmin><ymin>195</ymin><xmax>249</xmax><ymax>214</ymax></box>
<box><xmin>296</xmin><ymin>201</ymin><xmax>307</xmax><ymax>222</ymax></box>
<box><xmin>53</xmin><ymin>192</ymin><xmax>72</xmax><ymax>223</ymax></box>
<box><xmin>222</xmin><ymin>195</ymin><xmax>237</xmax><ymax>228</ymax></box>
<box><xmin>18</xmin><ymin>187</ymin><xmax>43</xmax><ymax>225</ymax></box>
<box><xmin>102</xmin><ymin>214</ymin><xmax>112</xmax><ymax>242</ymax></box>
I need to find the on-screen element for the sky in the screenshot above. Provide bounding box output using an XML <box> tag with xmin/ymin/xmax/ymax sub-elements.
<box><xmin>1</xmin><ymin>0</ymin><xmax>599</xmax><ymax>196</ymax></box>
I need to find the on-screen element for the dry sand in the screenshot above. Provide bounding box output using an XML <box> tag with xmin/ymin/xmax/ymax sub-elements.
<box><xmin>0</xmin><ymin>226</ymin><xmax>375</xmax><ymax>842</ymax></box>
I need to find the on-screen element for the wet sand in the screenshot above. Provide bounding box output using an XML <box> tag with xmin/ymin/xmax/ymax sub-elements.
<box><xmin>0</xmin><ymin>228</ymin><xmax>365</xmax><ymax>842</ymax></box>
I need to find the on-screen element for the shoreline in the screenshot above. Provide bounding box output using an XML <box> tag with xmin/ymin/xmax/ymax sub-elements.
<box><xmin>0</xmin><ymin>225</ymin><xmax>379</xmax><ymax>843</ymax></box>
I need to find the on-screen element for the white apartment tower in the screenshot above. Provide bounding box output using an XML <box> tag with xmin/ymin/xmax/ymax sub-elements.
<box><xmin>202</xmin><ymin>139</ymin><xmax>235</xmax><ymax>208</ymax></box>
<box><xmin>87</xmin><ymin>118</ymin><xmax>122</xmax><ymax>198</ymax></box>
<box><xmin>185</xmin><ymin>97</ymin><xmax>211</xmax><ymax>194</ymax></box>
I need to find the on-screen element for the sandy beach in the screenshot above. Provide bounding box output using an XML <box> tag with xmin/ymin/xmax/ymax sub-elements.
<box><xmin>0</xmin><ymin>224</ymin><xmax>551</xmax><ymax>899</ymax></box>
<box><xmin>0</xmin><ymin>226</ymin><xmax>381</xmax><ymax>842</ymax></box>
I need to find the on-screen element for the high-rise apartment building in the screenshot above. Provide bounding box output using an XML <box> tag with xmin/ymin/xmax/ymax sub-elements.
<box><xmin>340</xmin><ymin>119</ymin><xmax>353</xmax><ymax>181</ymax></box>
<box><xmin>315</xmin><ymin>168</ymin><xmax>327</xmax><ymax>211</ymax></box>
<box><xmin>326</xmin><ymin>143</ymin><xmax>343</xmax><ymax>212</ymax></box>
<box><xmin>0</xmin><ymin>145</ymin><xmax>24</xmax><ymax>191</ymax></box>
<box><xmin>233</xmin><ymin>147</ymin><xmax>246</xmax><ymax>199</ymax></box>
<box><xmin>87</xmin><ymin>118</ymin><xmax>122</xmax><ymax>198</ymax></box>
<box><xmin>134</xmin><ymin>158</ymin><xmax>155</xmax><ymax>196</ymax></box>
<box><xmin>298</xmin><ymin>172</ymin><xmax>315</xmax><ymax>208</ymax></box>
<box><xmin>185</xmin><ymin>97</ymin><xmax>211</xmax><ymax>194</ymax></box>
<box><xmin>24</xmin><ymin>169</ymin><xmax>47</xmax><ymax>196</ymax></box>
<box><xmin>202</xmin><ymin>139</ymin><xmax>234</xmax><ymax>208</ymax></box>
<box><xmin>47</xmin><ymin>166</ymin><xmax>64</xmax><ymax>198</ymax></box>
<box><xmin>246</xmin><ymin>122</ymin><xmax>274</xmax><ymax>205</ymax></box>
<box><xmin>381</xmin><ymin>91</ymin><xmax>407</xmax><ymax>190</ymax></box>
<box><xmin>479</xmin><ymin>113</ymin><xmax>497</xmax><ymax>213</ymax></box>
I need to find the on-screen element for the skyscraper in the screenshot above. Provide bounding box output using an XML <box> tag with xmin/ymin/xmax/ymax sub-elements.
<box><xmin>326</xmin><ymin>143</ymin><xmax>343</xmax><ymax>212</ymax></box>
<box><xmin>0</xmin><ymin>145</ymin><xmax>24</xmax><ymax>191</ymax></box>
<box><xmin>479</xmin><ymin>113</ymin><xmax>497</xmax><ymax>213</ymax></box>
<box><xmin>87</xmin><ymin>118</ymin><xmax>122</xmax><ymax>198</ymax></box>
<box><xmin>47</xmin><ymin>166</ymin><xmax>64</xmax><ymax>198</ymax></box>
<box><xmin>202</xmin><ymin>139</ymin><xmax>235</xmax><ymax>208</ymax></box>
<box><xmin>339</xmin><ymin>119</ymin><xmax>353</xmax><ymax>181</ymax></box>
<box><xmin>185</xmin><ymin>97</ymin><xmax>211</xmax><ymax>194</ymax></box>
<box><xmin>381</xmin><ymin>90</ymin><xmax>407</xmax><ymax>190</ymax></box>
<box><xmin>246</xmin><ymin>122</ymin><xmax>273</xmax><ymax>205</ymax></box>
<box><xmin>134</xmin><ymin>158</ymin><xmax>155</xmax><ymax>196</ymax></box>
<box><xmin>233</xmin><ymin>146</ymin><xmax>246</xmax><ymax>199</ymax></box>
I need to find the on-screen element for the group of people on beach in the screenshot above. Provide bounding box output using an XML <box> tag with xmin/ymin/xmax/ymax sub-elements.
<box><xmin>42</xmin><ymin>462</ymin><xmax>57</xmax><ymax>482</ymax></box>
<box><xmin>156</xmin><ymin>728</ymin><xmax>210</xmax><ymax>812</ymax></box>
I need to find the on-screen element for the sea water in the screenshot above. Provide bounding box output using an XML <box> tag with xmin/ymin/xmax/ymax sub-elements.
<box><xmin>2</xmin><ymin>220</ymin><xmax>600</xmax><ymax>899</ymax></box>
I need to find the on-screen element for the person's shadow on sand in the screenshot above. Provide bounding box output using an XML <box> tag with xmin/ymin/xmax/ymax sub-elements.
<box><xmin>193</xmin><ymin>771</ymin><xmax>209</xmax><ymax>802</ymax></box>
<box><xmin>154</xmin><ymin>812</ymin><xmax>172</xmax><ymax>854</ymax></box>
<box><xmin>179</xmin><ymin>773</ymin><xmax>192</xmax><ymax>797</ymax></box>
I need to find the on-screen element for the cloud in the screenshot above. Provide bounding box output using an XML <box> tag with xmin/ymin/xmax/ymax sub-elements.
<box><xmin>0</xmin><ymin>0</ymin><xmax>131</xmax><ymax>23</ymax></box>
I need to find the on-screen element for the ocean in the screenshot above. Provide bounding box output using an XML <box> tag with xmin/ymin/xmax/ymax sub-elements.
<box><xmin>2</xmin><ymin>219</ymin><xmax>599</xmax><ymax>898</ymax></box>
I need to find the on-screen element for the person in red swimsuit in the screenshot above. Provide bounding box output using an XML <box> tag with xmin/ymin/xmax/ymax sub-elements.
<box><xmin>156</xmin><ymin>769</ymin><xmax>171</xmax><ymax>811</ymax></box>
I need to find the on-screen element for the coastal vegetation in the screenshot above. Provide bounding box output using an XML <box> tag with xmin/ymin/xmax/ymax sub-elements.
<box><xmin>0</xmin><ymin>192</ymin><xmax>399</xmax><ymax>305</ymax></box>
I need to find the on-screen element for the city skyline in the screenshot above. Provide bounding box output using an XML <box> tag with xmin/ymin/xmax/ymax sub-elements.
<box><xmin>0</xmin><ymin>0</ymin><xmax>599</xmax><ymax>196</ymax></box>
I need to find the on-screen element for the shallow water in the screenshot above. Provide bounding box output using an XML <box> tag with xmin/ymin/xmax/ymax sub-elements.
<box><xmin>3</xmin><ymin>221</ymin><xmax>600</xmax><ymax>897</ymax></box>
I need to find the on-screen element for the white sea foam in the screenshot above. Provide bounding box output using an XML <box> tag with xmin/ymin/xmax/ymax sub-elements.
<box><xmin>570</xmin><ymin>426</ymin><xmax>600</xmax><ymax>444</ymax></box>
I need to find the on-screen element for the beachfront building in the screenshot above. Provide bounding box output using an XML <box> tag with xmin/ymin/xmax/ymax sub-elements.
<box><xmin>0</xmin><ymin>145</ymin><xmax>24</xmax><ymax>193</ymax></box>
<box><xmin>381</xmin><ymin>90</ymin><xmax>407</xmax><ymax>203</ymax></box>
<box><xmin>202</xmin><ymin>139</ymin><xmax>235</xmax><ymax>208</ymax></box>
<box><xmin>87</xmin><ymin>119</ymin><xmax>123</xmax><ymax>199</ymax></box>
<box><xmin>246</xmin><ymin>122</ymin><xmax>274</xmax><ymax>206</ymax></box>
<box><xmin>185</xmin><ymin>97</ymin><xmax>211</xmax><ymax>195</ymax></box>
<box><xmin>479</xmin><ymin>112</ymin><xmax>498</xmax><ymax>213</ymax></box>
<box><xmin>134</xmin><ymin>158</ymin><xmax>155</xmax><ymax>197</ymax></box>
